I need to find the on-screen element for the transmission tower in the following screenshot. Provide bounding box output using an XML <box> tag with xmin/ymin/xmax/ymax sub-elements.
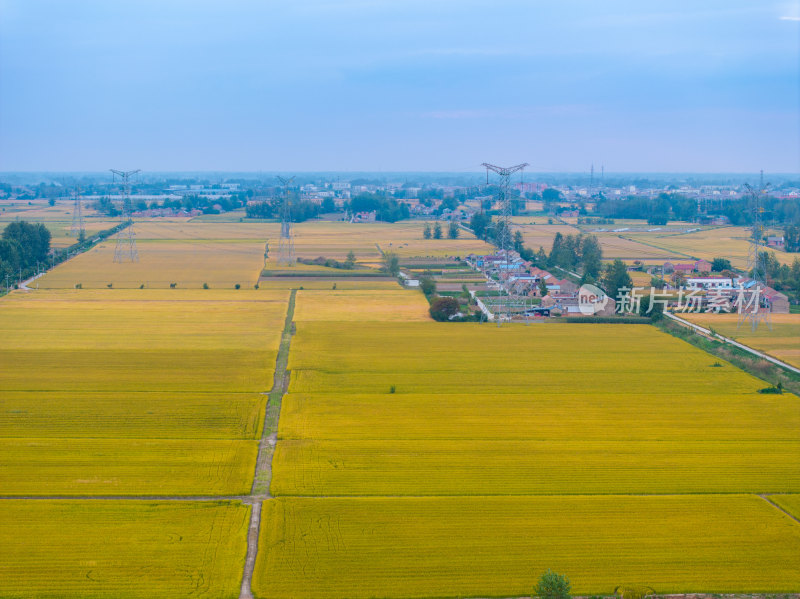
<box><xmin>738</xmin><ymin>174</ymin><xmax>771</xmax><ymax>331</ymax></box>
<box><xmin>482</xmin><ymin>162</ymin><xmax>529</xmax><ymax>324</ymax></box>
<box><xmin>70</xmin><ymin>187</ymin><xmax>85</xmax><ymax>238</ymax></box>
<box><xmin>276</xmin><ymin>176</ymin><xmax>295</xmax><ymax>265</ymax></box>
<box><xmin>110</xmin><ymin>169</ymin><xmax>141</xmax><ymax>263</ymax></box>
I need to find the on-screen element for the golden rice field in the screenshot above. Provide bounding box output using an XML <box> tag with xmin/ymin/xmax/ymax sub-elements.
<box><xmin>275</xmin><ymin>322</ymin><xmax>799</xmax><ymax>496</ymax></box>
<box><xmin>273</xmin><ymin>438</ymin><xmax>800</xmax><ymax>495</ymax></box>
<box><xmin>0</xmin><ymin>500</ymin><xmax>249</xmax><ymax>598</ymax></box>
<box><xmin>279</xmin><ymin>392</ymin><xmax>800</xmax><ymax>441</ymax></box>
<box><xmin>287</xmin><ymin>322</ymin><xmax>763</xmax><ymax>395</ymax></box>
<box><xmin>771</xmin><ymin>494</ymin><xmax>800</xmax><ymax>519</ymax></box>
<box><xmin>631</xmin><ymin>226</ymin><xmax>796</xmax><ymax>268</ymax></box>
<box><xmin>256</xmin><ymin>277</ymin><xmax>401</xmax><ymax>290</ymax></box>
<box><xmin>0</xmin><ymin>390</ymin><xmax>265</xmax><ymax>439</ymax></box>
<box><xmin>254</xmin><ymin>495</ymin><xmax>800</xmax><ymax>599</ymax></box>
<box><xmin>0</xmin><ymin>199</ymin><xmax>116</xmax><ymax>248</ymax></box>
<box><xmin>288</xmin><ymin>220</ymin><xmax>492</xmax><ymax>261</ymax></box>
<box><xmin>0</xmin><ymin>289</ymin><xmax>286</xmax><ymax>392</ymax></box>
<box><xmin>293</xmin><ymin>289</ymin><xmax>430</xmax><ymax>322</ymax></box>
<box><xmin>266</xmin><ymin>302</ymin><xmax>800</xmax><ymax>595</ymax></box>
<box><xmin>0</xmin><ymin>288</ymin><xmax>287</xmax><ymax>496</ymax></box>
<box><xmin>0</xmin><ymin>439</ymin><xmax>257</xmax><ymax>495</ymax></box>
<box><xmin>682</xmin><ymin>312</ymin><xmax>800</xmax><ymax>369</ymax></box>
<box><xmin>37</xmin><ymin>238</ymin><xmax>267</xmax><ymax>288</ymax></box>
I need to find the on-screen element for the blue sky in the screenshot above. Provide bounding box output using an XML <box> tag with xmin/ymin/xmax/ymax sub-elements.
<box><xmin>1</xmin><ymin>0</ymin><xmax>798</xmax><ymax>172</ymax></box>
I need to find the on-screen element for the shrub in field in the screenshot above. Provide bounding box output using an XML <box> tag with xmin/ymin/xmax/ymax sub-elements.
<box><xmin>203</xmin><ymin>282</ymin><xmax>209</xmax><ymax>289</ymax></box>
<box><xmin>429</xmin><ymin>296</ymin><xmax>459</xmax><ymax>321</ymax></box>
<box><xmin>615</xmin><ymin>585</ymin><xmax>655</xmax><ymax>599</ymax></box>
<box><xmin>536</xmin><ymin>570</ymin><xmax>571</xmax><ymax>599</ymax></box>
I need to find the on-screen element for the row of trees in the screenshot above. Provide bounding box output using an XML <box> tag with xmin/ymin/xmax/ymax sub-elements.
<box><xmin>547</xmin><ymin>232</ymin><xmax>602</xmax><ymax>280</ymax></box>
<box><xmin>423</xmin><ymin>221</ymin><xmax>459</xmax><ymax>239</ymax></box>
<box><xmin>94</xmin><ymin>194</ymin><xmax>248</xmax><ymax>217</ymax></box>
<box><xmin>595</xmin><ymin>193</ymin><xmax>697</xmax><ymax>225</ymax></box>
<box><xmin>348</xmin><ymin>193</ymin><xmax>410</xmax><ymax>222</ymax></box>
<box><xmin>0</xmin><ymin>221</ymin><xmax>51</xmax><ymax>282</ymax></box>
<box><xmin>245</xmin><ymin>199</ymin><xmax>322</xmax><ymax>222</ymax></box>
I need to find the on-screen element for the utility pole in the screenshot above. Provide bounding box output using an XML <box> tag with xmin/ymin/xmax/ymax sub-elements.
<box><xmin>738</xmin><ymin>174</ymin><xmax>771</xmax><ymax>332</ymax></box>
<box><xmin>481</xmin><ymin>162</ymin><xmax>529</xmax><ymax>325</ymax></box>
<box><xmin>110</xmin><ymin>169</ymin><xmax>141</xmax><ymax>262</ymax></box>
<box><xmin>70</xmin><ymin>187</ymin><xmax>85</xmax><ymax>238</ymax></box>
<box><xmin>276</xmin><ymin>176</ymin><xmax>296</xmax><ymax>265</ymax></box>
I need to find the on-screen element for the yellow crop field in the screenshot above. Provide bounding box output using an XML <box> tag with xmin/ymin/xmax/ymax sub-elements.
<box><xmin>0</xmin><ymin>289</ymin><xmax>285</xmax><ymax>392</ymax></box>
<box><xmin>37</xmin><ymin>238</ymin><xmax>267</xmax><ymax>288</ymax></box>
<box><xmin>133</xmin><ymin>220</ymin><xmax>278</xmax><ymax>240</ymax></box>
<box><xmin>284</xmin><ymin>221</ymin><xmax>492</xmax><ymax>261</ymax></box>
<box><xmin>630</xmin><ymin>227</ymin><xmax>795</xmax><ymax>268</ymax></box>
<box><xmin>273</xmin><ymin>438</ymin><xmax>800</xmax><ymax>495</ymax></box>
<box><xmin>256</xmin><ymin>277</ymin><xmax>401</xmax><ymax>290</ymax></box>
<box><xmin>0</xmin><ymin>500</ymin><xmax>249</xmax><ymax>598</ymax></box>
<box><xmin>0</xmin><ymin>288</ymin><xmax>286</xmax><ymax>495</ymax></box>
<box><xmin>280</xmin><ymin>392</ymin><xmax>800</xmax><ymax>441</ymax></box>
<box><xmin>287</xmin><ymin>322</ymin><xmax>763</xmax><ymax>395</ymax></box>
<box><xmin>516</xmin><ymin>223</ymin><xmax>579</xmax><ymax>250</ymax></box>
<box><xmin>0</xmin><ymin>439</ymin><xmax>257</xmax><ymax>496</ymax></box>
<box><xmin>682</xmin><ymin>312</ymin><xmax>800</xmax><ymax>369</ymax></box>
<box><xmin>771</xmin><ymin>494</ymin><xmax>800</xmax><ymax>519</ymax></box>
<box><xmin>0</xmin><ymin>390</ymin><xmax>265</xmax><ymax>439</ymax></box>
<box><xmin>293</xmin><ymin>289</ymin><xmax>430</xmax><ymax>322</ymax></box>
<box><xmin>254</xmin><ymin>495</ymin><xmax>800</xmax><ymax>599</ymax></box>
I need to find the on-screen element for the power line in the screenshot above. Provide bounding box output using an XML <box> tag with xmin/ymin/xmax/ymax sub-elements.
<box><xmin>110</xmin><ymin>169</ymin><xmax>141</xmax><ymax>263</ymax></box>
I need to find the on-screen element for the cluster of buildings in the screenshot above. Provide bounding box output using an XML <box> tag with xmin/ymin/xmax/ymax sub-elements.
<box><xmin>466</xmin><ymin>251</ymin><xmax>616</xmax><ymax>317</ymax></box>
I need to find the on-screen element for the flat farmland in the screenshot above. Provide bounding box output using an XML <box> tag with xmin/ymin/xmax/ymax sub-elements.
<box><xmin>266</xmin><ymin>304</ymin><xmax>800</xmax><ymax>595</ymax></box>
<box><xmin>772</xmin><ymin>494</ymin><xmax>800</xmax><ymax>518</ymax></box>
<box><xmin>273</xmin><ymin>438</ymin><xmax>800</xmax><ymax>495</ymax></box>
<box><xmin>254</xmin><ymin>495</ymin><xmax>800</xmax><ymax>599</ymax></box>
<box><xmin>293</xmin><ymin>289</ymin><xmax>430</xmax><ymax>322</ymax></box>
<box><xmin>0</xmin><ymin>438</ymin><xmax>256</xmax><ymax>495</ymax></box>
<box><xmin>288</xmin><ymin>221</ymin><xmax>492</xmax><ymax>261</ymax></box>
<box><xmin>276</xmin><ymin>322</ymin><xmax>799</xmax><ymax>496</ymax></box>
<box><xmin>0</xmin><ymin>390</ymin><xmax>266</xmax><ymax>438</ymax></box>
<box><xmin>682</xmin><ymin>312</ymin><xmax>800</xmax><ymax>368</ymax></box>
<box><xmin>0</xmin><ymin>500</ymin><xmax>249</xmax><ymax>598</ymax></box>
<box><xmin>629</xmin><ymin>227</ymin><xmax>795</xmax><ymax>269</ymax></box>
<box><xmin>0</xmin><ymin>288</ymin><xmax>287</xmax><ymax>495</ymax></box>
<box><xmin>37</xmin><ymin>238</ymin><xmax>267</xmax><ymax>288</ymax></box>
<box><xmin>287</xmin><ymin>322</ymin><xmax>762</xmax><ymax>395</ymax></box>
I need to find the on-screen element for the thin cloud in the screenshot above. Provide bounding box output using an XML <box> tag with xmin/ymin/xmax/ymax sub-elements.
<box><xmin>779</xmin><ymin>15</ymin><xmax>800</xmax><ymax>20</ymax></box>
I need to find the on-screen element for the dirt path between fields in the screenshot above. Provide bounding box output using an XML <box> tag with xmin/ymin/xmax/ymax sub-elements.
<box><xmin>239</xmin><ymin>288</ymin><xmax>296</xmax><ymax>599</ymax></box>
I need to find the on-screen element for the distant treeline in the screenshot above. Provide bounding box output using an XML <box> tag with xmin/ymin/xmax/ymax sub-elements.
<box><xmin>94</xmin><ymin>193</ymin><xmax>248</xmax><ymax>217</ymax></box>
<box><xmin>348</xmin><ymin>193</ymin><xmax>410</xmax><ymax>222</ymax></box>
<box><xmin>246</xmin><ymin>199</ymin><xmax>324</xmax><ymax>222</ymax></box>
<box><xmin>595</xmin><ymin>193</ymin><xmax>697</xmax><ymax>224</ymax></box>
<box><xmin>0</xmin><ymin>221</ymin><xmax>51</xmax><ymax>281</ymax></box>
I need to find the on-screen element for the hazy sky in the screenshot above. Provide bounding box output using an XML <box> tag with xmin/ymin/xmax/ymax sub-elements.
<box><xmin>1</xmin><ymin>0</ymin><xmax>799</xmax><ymax>172</ymax></box>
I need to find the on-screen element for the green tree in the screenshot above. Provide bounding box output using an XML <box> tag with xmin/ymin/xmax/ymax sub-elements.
<box><xmin>470</xmin><ymin>212</ymin><xmax>491</xmax><ymax>239</ymax></box>
<box><xmin>711</xmin><ymin>257</ymin><xmax>732</xmax><ymax>272</ymax></box>
<box><xmin>423</xmin><ymin>222</ymin><xmax>432</xmax><ymax>239</ymax></box>
<box><xmin>535</xmin><ymin>570</ymin><xmax>571</xmax><ymax>599</ymax></box>
<box><xmin>580</xmin><ymin>235</ymin><xmax>602</xmax><ymax>278</ymax></box>
<box><xmin>433</xmin><ymin>222</ymin><xmax>443</xmax><ymax>239</ymax></box>
<box><xmin>419</xmin><ymin>275</ymin><xmax>436</xmax><ymax>296</ymax></box>
<box><xmin>429</xmin><ymin>296</ymin><xmax>460</xmax><ymax>321</ymax></box>
<box><xmin>513</xmin><ymin>230</ymin><xmax>524</xmax><ymax>253</ymax></box>
<box><xmin>344</xmin><ymin>250</ymin><xmax>356</xmax><ymax>270</ymax></box>
<box><xmin>321</xmin><ymin>197</ymin><xmax>336</xmax><ymax>213</ymax></box>
<box><xmin>384</xmin><ymin>252</ymin><xmax>400</xmax><ymax>276</ymax></box>
<box><xmin>601</xmin><ymin>258</ymin><xmax>633</xmax><ymax>300</ymax></box>
<box><xmin>538</xmin><ymin>277</ymin><xmax>549</xmax><ymax>297</ymax></box>
<box><xmin>448</xmin><ymin>220</ymin><xmax>459</xmax><ymax>239</ymax></box>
